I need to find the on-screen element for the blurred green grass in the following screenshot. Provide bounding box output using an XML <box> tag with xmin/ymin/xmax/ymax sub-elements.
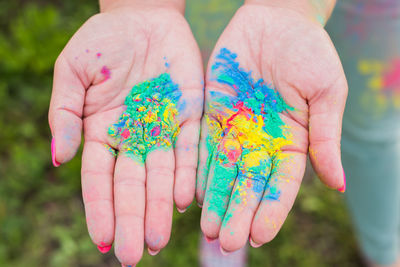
<box><xmin>0</xmin><ymin>1</ymin><xmax>362</xmax><ymax>266</ymax></box>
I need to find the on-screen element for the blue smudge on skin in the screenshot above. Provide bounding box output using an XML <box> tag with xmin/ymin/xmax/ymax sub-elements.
<box><xmin>163</xmin><ymin>56</ymin><xmax>170</xmax><ymax>68</ymax></box>
<box><xmin>264</xmin><ymin>183</ymin><xmax>281</xmax><ymax>200</ymax></box>
<box><xmin>252</xmin><ymin>178</ymin><xmax>266</xmax><ymax>194</ymax></box>
<box><xmin>178</xmin><ymin>99</ymin><xmax>187</xmax><ymax>112</ymax></box>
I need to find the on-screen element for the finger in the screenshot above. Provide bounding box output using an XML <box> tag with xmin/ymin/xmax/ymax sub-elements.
<box><xmin>250</xmin><ymin>152</ymin><xmax>306</xmax><ymax>246</ymax></box>
<box><xmin>308</xmin><ymin>75</ymin><xmax>347</xmax><ymax>191</ymax></box>
<box><xmin>174</xmin><ymin>120</ymin><xmax>200</xmax><ymax>211</ymax></box>
<box><xmin>173</xmin><ymin>81</ymin><xmax>203</xmax><ymax>211</ymax></box>
<box><xmin>218</xmin><ymin>150</ymin><xmax>272</xmax><ymax>252</ymax></box>
<box><xmin>201</xmin><ymin>134</ymin><xmax>240</xmax><ymax>239</ymax></box>
<box><xmin>145</xmin><ymin>149</ymin><xmax>175</xmax><ymax>254</ymax></box>
<box><xmin>81</xmin><ymin>140</ymin><xmax>115</xmax><ymax>252</ymax></box>
<box><xmin>49</xmin><ymin>54</ymin><xmax>88</xmax><ymax>166</ymax></box>
<box><xmin>196</xmin><ymin>103</ymin><xmax>226</xmax><ymax>206</ymax></box>
<box><xmin>114</xmin><ymin>153</ymin><xmax>145</xmax><ymax>265</ymax></box>
<box><xmin>81</xmin><ymin>109</ymin><xmax>121</xmax><ymax>252</ymax></box>
<box><xmin>196</xmin><ymin>117</ymin><xmax>213</xmax><ymax>206</ymax></box>
<box><xmin>160</xmin><ymin>37</ymin><xmax>204</xmax><ymax>210</ymax></box>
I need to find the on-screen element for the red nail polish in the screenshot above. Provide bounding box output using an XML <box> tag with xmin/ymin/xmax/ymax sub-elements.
<box><xmin>97</xmin><ymin>242</ymin><xmax>112</xmax><ymax>254</ymax></box>
<box><xmin>205</xmin><ymin>236</ymin><xmax>216</xmax><ymax>243</ymax></box>
<box><xmin>51</xmin><ymin>138</ymin><xmax>61</xmax><ymax>167</ymax></box>
<box><xmin>338</xmin><ymin>169</ymin><xmax>346</xmax><ymax>193</ymax></box>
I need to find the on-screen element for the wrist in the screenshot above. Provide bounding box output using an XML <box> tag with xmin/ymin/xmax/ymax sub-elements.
<box><xmin>99</xmin><ymin>0</ymin><xmax>185</xmax><ymax>14</ymax></box>
<box><xmin>244</xmin><ymin>0</ymin><xmax>336</xmax><ymax>26</ymax></box>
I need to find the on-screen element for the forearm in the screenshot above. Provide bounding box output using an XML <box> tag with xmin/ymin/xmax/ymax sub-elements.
<box><xmin>99</xmin><ymin>0</ymin><xmax>186</xmax><ymax>14</ymax></box>
<box><xmin>244</xmin><ymin>0</ymin><xmax>336</xmax><ymax>26</ymax></box>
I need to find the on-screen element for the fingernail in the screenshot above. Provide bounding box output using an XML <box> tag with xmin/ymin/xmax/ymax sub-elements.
<box><xmin>148</xmin><ymin>247</ymin><xmax>160</xmax><ymax>256</ymax></box>
<box><xmin>177</xmin><ymin>207</ymin><xmax>186</xmax><ymax>213</ymax></box>
<box><xmin>51</xmin><ymin>138</ymin><xmax>61</xmax><ymax>167</ymax></box>
<box><xmin>249</xmin><ymin>238</ymin><xmax>262</xmax><ymax>248</ymax></box>
<box><xmin>205</xmin><ymin>236</ymin><xmax>216</xmax><ymax>243</ymax></box>
<box><xmin>97</xmin><ymin>242</ymin><xmax>112</xmax><ymax>254</ymax></box>
<box><xmin>197</xmin><ymin>203</ymin><xmax>203</xmax><ymax>208</ymax></box>
<box><xmin>338</xmin><ymin>169</ymin><xmax>346</xmax><ymax>193</ymax></box>
<box><xmin>220</xmin><ymin>246</ymin><xmax>230</xmax><ymax>256</ymax></box>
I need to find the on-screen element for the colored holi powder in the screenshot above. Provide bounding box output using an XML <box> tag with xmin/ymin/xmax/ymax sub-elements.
<box><xmin>264</xmin><ymin>216</ymin><xmax>278</xmax><ymax>230</ymax></box>
<box><xmin>96</xmin><ymin>52</ymin><xmax>102</xmax><ymax>59</ymax></box>
<box><xmin>204</xmin><ymin>48</ymin><xmax>293</xmax><ymax>224</ymax></box>
<box><xmin>108</xmin><ymin>73</ymin><xmax>181</xmax><ymax>162</ymax></box>
<box><xmin>163</xmin><ymin>56</ymin><xmax>170</xmax><ymax>68</ymax></box>
<box><xmin>309</xmin><ymin>147</ymin><xmax>319</xmax><ymax>168</ymax></box>
<box><xmin>315</xmin><ymin>14</ymin><xmax>325</xmax><ymax>25</ymax></box>
<box><xmin>309</xmin><ymin>0</ymin><xmax>327</xmax><ymax>25</ymax></box>
<box><xmin>382</xmin><ymin>59</ymin><xmax>400</xmax><ymax>90</ymax></box>
<box><xmin>358</xmin><ymin>59</ymin><xmax>400</xmax><ymax>111</ymax></box>
<box><xmin>104</xmin><ymin>144</ymin><xmax>118</xmax><ymax>157</ymax></box>
<box><xmin>100</xmin><ymin>66</ymin><xmax>111</xmax><ymax>82</ymax></box>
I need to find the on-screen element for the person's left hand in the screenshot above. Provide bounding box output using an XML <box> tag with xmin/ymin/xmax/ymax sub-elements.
<box><xmin>197</xmin><ymin>3</ymin><xmax>347</xmax><ymax>253</ymax></box>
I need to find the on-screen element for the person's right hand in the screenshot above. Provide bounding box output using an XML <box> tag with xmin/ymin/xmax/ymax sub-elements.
<box><xmin>196</xmin><ymin>2</ymin><xmax>347</xmax><ymax>253</ymax></box>
<box><xmin>48</xmin><ymin>1</ymin><xmax>203</xmax><ymax>265</ymax></box>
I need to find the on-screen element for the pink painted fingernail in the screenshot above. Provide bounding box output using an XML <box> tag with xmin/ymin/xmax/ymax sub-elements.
<box><xmin>97</xmin><ymin>242</ymin><xmax>112</xmax><ymax>254</ymax></box>
<box><xmin>148</xmin><ymin>248</ymin><xmax>160</xmax><ymax>256</ymax></box>
<box><xmin>197</xmin><ymin>203</ymin><xmax>203</xmax><ymax>208</ymax></box>
<box><xmin>205</xmin><ymin>236</ymin><xmax>216</xmax><ymax>243</ymax></box>
<box><xmin>177</xmin><ymin>207</ymin><xmax>187</xmax><ymax>213</ymax></box>
<box><xmin>51</xmin><ymin>138</ymin><xmax>61</xmax><ymax>167</ymax></box>
<box><xmin>338</xmin><ymin>169</ymin><xmax>346</xmax><ymax>193</ymax></box>
<box><xmin>249</xmin><ymin>238</ymin><xmax>262</xmax><ymax>248</ymax></box>
<box><xmin>220</xmin><ymin>246</ymin><xmax>230</xmax><ymax>256</ymax></box>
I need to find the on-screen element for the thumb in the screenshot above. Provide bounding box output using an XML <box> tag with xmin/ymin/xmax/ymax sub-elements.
<box><xmin>48</xmin><ymin>53</ymin><xmax>88</xmax><ymax>166</ymax></box>
<box><xmin>308</xmin><ymin>75</ymin><xmax>347</xmax><ymax>192</ymax></box>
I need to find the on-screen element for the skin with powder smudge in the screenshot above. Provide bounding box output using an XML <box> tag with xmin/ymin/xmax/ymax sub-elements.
<box><xmin>202</xmin><ymin>48</ymin><xmax>293</xmax><ymax>225</ymax></box>
<box><xmin>197</xmin><ymin>4</ymin><xmax>347</xmax><ymax>252</ymax></box>
<box><xmin>48</xmin><ymin>5</ymin><xmax>204</xmax><ymax>265</ymax></box>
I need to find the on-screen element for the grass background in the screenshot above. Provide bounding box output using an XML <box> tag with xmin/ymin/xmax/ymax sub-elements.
<box><xmin>0</xmin><ymin>1</ymin><xmax>362</xmax><ymax>266</ymax></box>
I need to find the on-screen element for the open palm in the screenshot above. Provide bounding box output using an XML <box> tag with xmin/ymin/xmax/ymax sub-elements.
<box><xmin>197</xmin><ymin>4</ymin><xmax>347</xmax><ymax>253</ymax></box>
<box><xmin>48</xmin><ymin>5</ymin><xmax>203</xmax><ymax>265</ymax></box>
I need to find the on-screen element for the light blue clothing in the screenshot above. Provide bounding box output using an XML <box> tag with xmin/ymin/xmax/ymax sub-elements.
<box><xmin>327</xmin><ymin>0</ymin><xmax>400</xmax><ymax>264</ymax></box>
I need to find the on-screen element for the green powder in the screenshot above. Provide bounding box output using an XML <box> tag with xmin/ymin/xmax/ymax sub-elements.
<box><xmin>204</xmin><ymin>48</ymin><xmax>293</xmax><ymax>226</ymax></box>
<box><xmin>108</xmin><ymin>73</ymin><xmax>182</xmax><ymax>162</ymax></box>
